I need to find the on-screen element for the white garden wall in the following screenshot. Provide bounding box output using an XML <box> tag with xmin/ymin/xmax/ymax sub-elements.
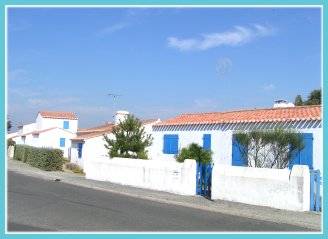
<box><xmin>211</xmin><ymin>164</ymin><xmax>310</xmax><ymax>211</ymax></box>
<box><xmin>84</xmin><ymin>157</ymin><xmax>197</xmax><ymax>195</ymax></box>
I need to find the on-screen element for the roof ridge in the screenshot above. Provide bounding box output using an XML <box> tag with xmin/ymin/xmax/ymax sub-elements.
<box><xmin>174</xmin><ymin>105</ymin><xmax>321</xmax><ymax>117</ymax></box>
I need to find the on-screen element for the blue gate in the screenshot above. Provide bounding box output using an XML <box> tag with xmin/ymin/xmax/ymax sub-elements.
<box><xmin>310</xmin><ymin>170</ymin><xmax>322</xmax><ymax>212</ymax></box>
<box><xmin>196</xmin><ymin>162</ymin><xmax>213</xmax><ymax>198</ymax></box>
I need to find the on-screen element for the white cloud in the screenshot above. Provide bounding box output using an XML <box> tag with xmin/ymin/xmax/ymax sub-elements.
<box><xmin>97</xmin><ymin>22</ymin><xmax>129</xmax><ymax>36</ymax></box>
<box><xmin>168</xmin><ymin>24</ymin><xmax>276</xmax><ymax>52</ymax></box>
<box><xmin>263</xmin><ymin>84</ymin><xmax>276</xmax><ymax>91</ymax></box>
<box><xmin>193</xmin><ymin>98</ymin><xmax>219</xmax><ymax>111</ymax></box>
<box><xmin>8</xmin><ymin>69</ymin><xmax>28</xmax><ymax>81</ymax></box>
<box><xmin>27</xmin><ymin>98</ymin><xmax>49</xmax><ymax>108</ymax></box>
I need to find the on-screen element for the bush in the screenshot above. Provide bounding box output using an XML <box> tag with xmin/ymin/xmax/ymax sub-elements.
<box><xmin>13</xmin><ymin>145</ymin><xmax>64</xmax><ymax>171</ymax></box>
<box><xmin>7</xmin><ymin>138</ymin><xmax>16</xmax><ymax>148</ymax></box>
<box><xmin>175</xmin><ymin>143</ymin><xmax>213</xmax><ymax>164</ymax></box>
<box><xmin>66</xmin><ymin>162</ymin><xmax>84</xmax><ymax>174</ymax></box>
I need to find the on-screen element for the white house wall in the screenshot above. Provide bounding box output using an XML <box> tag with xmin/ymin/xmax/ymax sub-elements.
<box><xmin>71</xmin><ymin>134</ymin><xmax>115</xmax><ymax>168</ymax></box>
<box><xmin>37</xmin><ymin>129</ymin><xmax>75</xmax><ymax>157</ymax></box>
<box><xmin>22</xmin><ymin>123</ymin><xmax>36</xmax><ymax>134</ymax></box>
<box><xmin>151</xmin><ymin>122</ymin><xmax>322</xmax><ymax>171</ymax></box>
<box><xmin>36</xmin><ymin>114</ymin><xmax>78</xmax><ymax>132</ymax></box>
<box><xmin>151</xmin><ymin>129</ymin><xmax>233</xmax><ymax>165</ymax></box>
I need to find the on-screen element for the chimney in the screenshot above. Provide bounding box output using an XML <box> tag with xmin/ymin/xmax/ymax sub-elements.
<box><xmin>273</xmin><ymin>99</ymin><xmax>295</xmax><ymax>108</ymax></box>
<box><xmin>114</xmin><ymin>111</ymin><xmax>129</xmax><ymax>125</ymax></box>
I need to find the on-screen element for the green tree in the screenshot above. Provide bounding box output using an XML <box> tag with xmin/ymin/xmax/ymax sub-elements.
<box><xmin>305</xmin><ymin>89</ymin><xmax>321</xmax><ymax>105</ymax></box>
<box><xmin>175</xmin><ymin>143</ymin><xmax>213</xmax><ymax>164</ymax></box>
<box><xmin>294</xmin><ymin>95</ymin><xmax>304</xmax><ymax>106</ymax></box>
<box><xmin>294</xmin><ymin>89</ymin><xmax>321</xmax><ymax>106</ymax></box>
<box><xmin>234</xmin><ymin>129</ymin><xmax>304</xmax><ymax>169</ymax></box>
<box><xmin>103</xmin><ymin>115</ymin><xmax>153</xmax><ymax>159</ymax></box>
<box><xmin>7</xmin><ymin>116</ymin><xmax>12</xmax><ymax>132</ymax></box>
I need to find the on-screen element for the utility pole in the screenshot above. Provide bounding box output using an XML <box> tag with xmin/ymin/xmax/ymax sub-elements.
<box><xmin>108</xmin><ymin>93</ymin><xmax>122</xmax><ymax>121</ymax></box>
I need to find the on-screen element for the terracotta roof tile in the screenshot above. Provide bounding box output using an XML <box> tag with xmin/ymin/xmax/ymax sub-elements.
<box><xmin>39</xmin><ymin>111</ymin><xmax>77</xmax><ymax>120</ymax></box>
<box><xmin>72</xmin><ymin>119</ymin><xmax>159</xmax><ymax>141</ymax></box>
<box><xmin>154</xmin><ymin>105</ymin><xmax>322</xmax><ymax>127</ymax></box>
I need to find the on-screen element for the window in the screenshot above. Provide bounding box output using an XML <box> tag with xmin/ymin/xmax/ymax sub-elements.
<box><xmin>203</xmin><ymin>134</ymin><xmax>211</xmax><ymax>150</ymax></box>
<box><xmin>63</xmin><ymin>121</ymin><xmax>69</xmax><ymax>130</ymax></box>
<box><xmin>163</xmin><ymin>134</ymin><xmax>179</xmax><ymax>154</ymax></box>
<box><xmin>60</xmin><ymin>138</ymin><xmax>66</xmax><ymax>147</ymax></box>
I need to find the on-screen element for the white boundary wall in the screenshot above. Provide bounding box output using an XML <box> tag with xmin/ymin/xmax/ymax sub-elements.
<box><xmin>211</xmin><ymin>165</ymin><xmax>310</xmax><ymax>211</ymax></box>
<box><xmin>84</xmin><ymin>157</ymin><xmax>197</xmax><ymax>196</ymax></box>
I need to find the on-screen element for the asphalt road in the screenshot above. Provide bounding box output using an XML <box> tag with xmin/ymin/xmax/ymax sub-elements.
<box><xmin>7</xmin><ymin>171</ymin><xmax>312</xmax><ymax>232</ymax></box>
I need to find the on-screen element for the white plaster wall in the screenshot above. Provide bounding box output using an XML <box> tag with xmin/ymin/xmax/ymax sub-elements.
<box><xmin>38</xmin><ymin>128</ymin><xmax>75</xmax><ymax>157</ymax></box>
<box><xmin>84</xmin><ymin>157</ymin><xmax>197</xmax><ymax>195</ymax></box>
<box><xmin>36</xmin><ymin>114</ymin><xmax>78</xmax><ymax>133</ymax></box>
<box><xmin>143</xmin><ymin>120</ymin><xmax>160</xmax><ymax>160</ymax></box>
<box><xmin>22</xmin><ymin>123</ymin><xmax>36</xmax><ymax>134</ymax></box>
<box><xmin>211</xmin><ymin>164</ymin><xmax>310</xmax><ymax>211</ymax></box>
<box><xmin>151</xmin><ymin>129</ymin><xmax>230</xmax><ymax>165</ymax></box>
<box><xmin>70</xmin><ymin>133</ymin><xmax>115</xmax><ymax>168</ymax></box>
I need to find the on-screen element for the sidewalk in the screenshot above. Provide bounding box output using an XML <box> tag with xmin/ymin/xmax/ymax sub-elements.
<box><xmin>7</xmin><ymin>159</ymin><xmax>322</xmax><ymax>231</ymax></box>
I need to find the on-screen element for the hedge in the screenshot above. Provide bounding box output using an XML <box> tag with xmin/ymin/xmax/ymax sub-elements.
<box><xmin>13</xmin><ymin>145</ymin><xmax>64</xmax><ymax>171</ymax></box>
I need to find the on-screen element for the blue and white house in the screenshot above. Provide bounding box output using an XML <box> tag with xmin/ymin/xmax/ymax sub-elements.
<box><xmin>151</xmin><ymin>104</ymin><xmax>322</xmax><ymax>172</ymax></box>
<box><xmin>10</xmin><ymin>111</ymin><xmax>78</xmax><ymax>157</ymax></box>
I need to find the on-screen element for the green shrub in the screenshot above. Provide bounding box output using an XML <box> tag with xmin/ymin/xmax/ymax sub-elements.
<box><xmin>13</xmin><ymin>145</ymin><xmax>64</xmax><ymax>171</ymax></box>
<box><xmin>175</xmin><ymin>143</ymin><xmax>213</xmax><ymax>164</ymax></box>
<box><xmin>7</xmin><ymin>138</ymin><xmax>16</xmax><ymax>148</ymax></box>
<box><xmin>66</xmin><ymin>162</ymin><xmax>84</xmax><ymax>174</ymax></box>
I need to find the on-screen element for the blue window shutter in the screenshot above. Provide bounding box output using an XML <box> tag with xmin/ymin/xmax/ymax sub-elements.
<box><xmin>60</xmin><ymin>138</ymin><xmax>66</xmax><ymax>147</ymax></box>
<box><xmin>232</xmin><ymin>135</ymin><xmax>247</xmax><ymax>166</ymax></box>
<box><xmin>289</xmin><ymin>133</ymin><xmax>313</xmax><ymax>170</ymax></box>
<box><xmin>63</xmin><ymin>121</ymin><xmax>69</xmax><ymax>129</ymax></box>
<box><xmin>170</xmin><ymin>135</ymin><xmax>179</xmax><ymax>154</ymax></box>
<box><xmin>203</xmin><ymin>134</ymin><xmax>211</xmax><ymax>150</ymax></box>
<box><xmin>163</xmin><ymin>134</ymin><xmax>179</xmax><ymax>154</ymax></box>
<box><xmin>163</xmin><ymin>135</ymin><xmax>170</xmax><ymax>154</ymax></box>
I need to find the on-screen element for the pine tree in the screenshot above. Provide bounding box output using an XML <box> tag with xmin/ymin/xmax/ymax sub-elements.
<box><xmin>7</xmin><ymin>116</ymin><xmax>12</xmax><ymax>132</ymax></box>
<box><xmin>294</xmin><ymin>95</ymin><xmax>303</xmax><ymax>106</ymax></box>
<box><xmin>305</xmin><ymin>89</ymin><xmax>321</xmax><ymax>105</ymax></box>
<box><xmin>103</xmin><ymin>115</ymin><xmax>153</xmax><ymax>159</ymax></box>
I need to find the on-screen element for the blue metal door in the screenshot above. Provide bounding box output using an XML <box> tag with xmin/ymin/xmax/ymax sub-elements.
<box><xmin>289</xmin><ymin>133</ymin><xmax>313</xmax><ymax>170</ymax></box>
<box><xmin>196</xmin><ymin>162</ymin><xmax>213</xmax><ymax>198</ymax></box>
<box><xmin>232</xmin><ymin>135</ymin><xmax>247</xmax><ymax>166</ymax></box>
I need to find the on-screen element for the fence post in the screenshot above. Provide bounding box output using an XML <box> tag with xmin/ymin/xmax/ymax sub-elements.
<box><xmin>315</xmin><ymin>170</ymin><xmax>321</xmax><ymax>212</ymax></box>
<box><xmin>310</xmin><ymin>170</ymin><xmax>314</xmax><ymax>211</ymax></box>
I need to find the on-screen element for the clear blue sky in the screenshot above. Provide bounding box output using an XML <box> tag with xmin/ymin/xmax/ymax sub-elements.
<box><xmin>7</xmin><ymin>7</ymin><xmax>322</xmax><ymax>131</ymax></box>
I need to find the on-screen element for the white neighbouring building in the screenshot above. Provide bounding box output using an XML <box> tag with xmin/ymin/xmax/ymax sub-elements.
<box><xmin>10</xmin><ymin>111</ymin><xmax>78</xmax><ymax>157</ymax></box>
<box><xmin>70</xmin><ymin>111</ymin><xmax>160</xmax><ymax>168</ymax></box>
<box><xmin>151</xmin><ymin>105</ymin><xmax>322</xmax><ymax>172</ymax></box>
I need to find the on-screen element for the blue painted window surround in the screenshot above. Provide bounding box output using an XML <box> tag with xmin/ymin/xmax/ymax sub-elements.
<box><xmin>63</xmin><ymin>121</ymin><xmax>69</xmax><ymax>130</ymax></box>
<box><xmin>163</xmin><ymin>134</ymin><xmax>179</xmax><ymax>154</ymax></box>
<box><xmin>60</xmin><ymin>138</ymin><xmax>66</xmax><ymax>147</ymax></box>
<box><xmin>203</xmin><ymin>134</ymin><xmax>211</xmax><ymax>150</ymax></box>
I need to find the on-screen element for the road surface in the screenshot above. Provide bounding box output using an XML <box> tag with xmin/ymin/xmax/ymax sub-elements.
<box><xmin>7</xmin><ymin>171</ymin><xmax>312</xmax><ymax>232</ymax></box>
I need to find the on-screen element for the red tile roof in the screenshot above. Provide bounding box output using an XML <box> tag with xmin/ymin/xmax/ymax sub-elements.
<box><xmin>77</xmin><ymin>122</ymin><xmax>114</xmax><ymax>134</ymax></box>
<box><xmin>72</xmin><ymin>119</ymin><xmax>159</xmax><ymax>141</ymax></box>
<box><xmin>39</xmin><ymin>111</ymin><xmax>77</xmax><ymax>120</ymax></box>
<box><xmin>154</xmin><ymin>105</ymin><xmax>322</xmax><ymax>127</ymax></box>
<box><xmin>11</xmin><ymin>127</ymin><xmax>75</xmax><ymax>138</ymax></box>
